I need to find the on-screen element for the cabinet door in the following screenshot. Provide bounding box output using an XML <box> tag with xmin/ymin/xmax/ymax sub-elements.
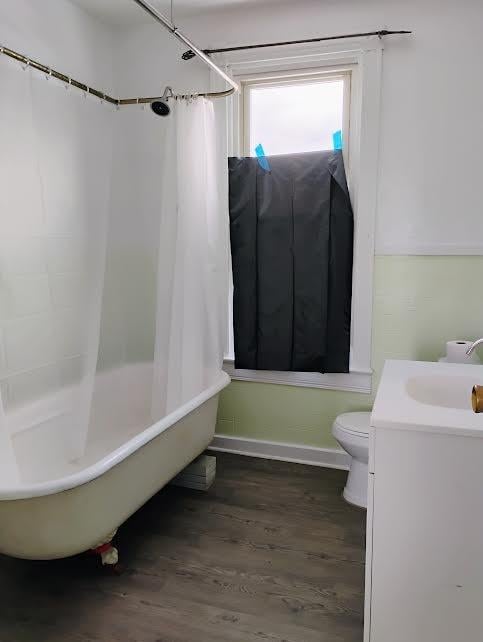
<box><xmin>370</xmin><ymin>427</ymin><xmax>483</xmax><ymax>642</ymax></box>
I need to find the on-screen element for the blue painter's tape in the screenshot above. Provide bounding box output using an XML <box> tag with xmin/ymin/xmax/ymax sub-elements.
<box><xmin>255</xmin><ymin>143</ymin><xmax>271</xmax><ymax>172</ymax></box>
<box><xmin>332</xmin><ymin>130</ymin><xmax>343</xmax><ymax>151</ymax></box>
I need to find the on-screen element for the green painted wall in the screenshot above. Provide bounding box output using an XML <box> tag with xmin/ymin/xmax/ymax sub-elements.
<box><xmin>216</xmin><ymin>256</ymin><xmax>483</xmax><ymax>449</ymax></box>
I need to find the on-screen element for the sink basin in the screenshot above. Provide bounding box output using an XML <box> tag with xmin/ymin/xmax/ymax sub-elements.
<box><xmin>406</xmin><ymin>375</ymin><xmax>475</xmax><ymax>410</ymax></box>
<box><xmin>372</xmin><ymin>360</ymin><xmax>483</xmax><ymax>437</ymax></box>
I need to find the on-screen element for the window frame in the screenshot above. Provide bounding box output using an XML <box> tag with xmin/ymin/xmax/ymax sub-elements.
<box><xmin>211</xmin><ymin>38</ymin><xmax>383</xmax><ymax>394</ymax></box>
<box><xmin>241</xmin><ymin>68</ymin><xmax>352</xmax><ymax>159</ymax></box>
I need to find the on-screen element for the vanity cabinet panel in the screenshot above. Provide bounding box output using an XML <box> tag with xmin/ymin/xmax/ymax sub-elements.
<box><xmin>365</xmin><ymin>426</ymin><xmax>483</xmax><ymax>642</ymax></box>
<box><xmin>368</xmin><ymin>426</ymin><xmax>376</xmax><ymax>474</ymax></box>
<box><xmin>363</xmin><ymin>471</ymin><xmax>375</xmax><ymax>642</ymax></box>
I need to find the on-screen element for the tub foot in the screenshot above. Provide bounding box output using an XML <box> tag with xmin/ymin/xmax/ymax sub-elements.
<box><xmin>93</xmin><ymin>541</ymin><xmax>119</xmax><ymax>566</ymax></box>
<box><xmin>90</xmin><ymin>530</ymin><xmax>119</xmax><ymax>568</ymax></box>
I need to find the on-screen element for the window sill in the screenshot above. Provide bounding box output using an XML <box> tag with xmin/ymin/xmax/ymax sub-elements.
<box><xmin>223</xmin><ymin>359</ymin><xmax>372</xmax><ymax>394</ymax></box>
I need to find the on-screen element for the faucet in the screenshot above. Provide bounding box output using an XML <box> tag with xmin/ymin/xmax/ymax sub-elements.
<box><xmin>467</xmin><ymin>339</ymin><xmax>483</xmax><ymax>413</ymax></box>
<box><xmin>472</xmin><ymin>385</ymin><xmax>483</xmax><ymax>413</ymax></box>
<box><xmin>466</xmin><ymin>338</ymin><xmax>483</xmax><ymax>356</ymax></box>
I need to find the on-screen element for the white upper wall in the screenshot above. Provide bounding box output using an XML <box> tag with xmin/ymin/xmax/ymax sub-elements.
<box><xmin>2</xmin><ymin>0</ymin><xmax>482</xmax><ymax>255</ymax></box>
<box><xmin>0</xmin><ymin>0</ymin><xmax>115</xmax><ymax>92</ymax></box>
<box><xmin>114</xmin><ymin>0</ymin><xmax>483</xmax><ymax>255</ymax></box>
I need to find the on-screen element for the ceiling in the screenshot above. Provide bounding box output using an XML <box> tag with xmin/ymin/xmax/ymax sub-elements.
<box><xmin>70</xmin><ymin>0</ymin><xmax>281</xmax><ymax>26</ymax></box>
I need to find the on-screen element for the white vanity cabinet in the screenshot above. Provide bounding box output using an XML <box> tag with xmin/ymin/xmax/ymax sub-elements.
<box><xmin>364</xmin><ymin>360</ymin><xmax>483</xmax><ymax>642</ymax></box>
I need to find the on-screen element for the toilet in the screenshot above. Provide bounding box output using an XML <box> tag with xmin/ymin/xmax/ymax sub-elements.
<box><xmin>332</xmin><ymin>412</ymin><xmax>371</xmax><ymax>508</ymax></box>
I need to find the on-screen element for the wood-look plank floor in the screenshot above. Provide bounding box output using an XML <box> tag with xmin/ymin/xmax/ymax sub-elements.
<box><xmin>0</xmin><ymin>453</ymin><xmax>366</xmax><ymax>642</ymax></box>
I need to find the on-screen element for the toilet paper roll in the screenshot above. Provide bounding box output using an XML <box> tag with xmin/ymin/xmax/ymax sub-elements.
<box><xmin>439</xmin><ymin>340</ymin><xmax>481</xmax><ymax>364</ymax></box>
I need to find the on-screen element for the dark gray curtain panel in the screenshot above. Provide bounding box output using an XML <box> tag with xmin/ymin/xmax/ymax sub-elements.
<box><xmin>228</xmin><ymin>150</ymin><xmax>353</xmax><ymax>373</ymax></box>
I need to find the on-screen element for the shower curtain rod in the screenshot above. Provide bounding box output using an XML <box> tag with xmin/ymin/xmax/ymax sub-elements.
<box><xmin>0</xmin><ymin>1</ymin><xmax>241</xmax><ymax>110</ymax></box>
<box><xmin>0</xmin><ymin>44</ymin><xmax>236</xmax><ymax>109</ymax></box>
<box><xmin>181</xmin><ymin>29</ymin><xmax>412</xmax><ymax>60</ymax></box>
<box><xmin>131</xmin><ymin>0</ymin><xmax>240</xmax><ymax>94</ymax></box>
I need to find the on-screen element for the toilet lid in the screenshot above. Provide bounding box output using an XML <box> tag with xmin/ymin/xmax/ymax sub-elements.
<box><xmin>334</xmin><ymin>412</ymin><xmax>371</xmax><ymax>436</ymax></box>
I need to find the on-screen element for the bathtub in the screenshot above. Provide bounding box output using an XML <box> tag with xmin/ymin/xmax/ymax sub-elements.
<box><xmin>0</xmin><ymin>363</ymin><xmax>230</xmax><ymax>560</ymax></box>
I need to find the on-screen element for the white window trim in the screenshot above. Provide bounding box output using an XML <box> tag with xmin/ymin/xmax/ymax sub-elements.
<box><xmin>210</xmin><ymin>37</ymin><xmax>383</xmax><ymax>394</ymax></box>
<box><xmin>240</xmin><ymin>68</ymin><xmax>351</xmax><ymax>158</ymax></box>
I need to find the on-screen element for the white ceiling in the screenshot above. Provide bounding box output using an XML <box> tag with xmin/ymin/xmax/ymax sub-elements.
<box><xmin>70</xmin><ymin>0</ymin><xmax>281</xmax><ymax>26</ymax></box>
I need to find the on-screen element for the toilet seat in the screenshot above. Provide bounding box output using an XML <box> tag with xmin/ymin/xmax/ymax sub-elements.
<box><xmin>333</xmin><ymin>412</ymin><xmax>370</xmax><ymax>438</ymax></box>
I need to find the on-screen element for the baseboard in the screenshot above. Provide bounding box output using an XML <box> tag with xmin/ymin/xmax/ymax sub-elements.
<box><xmin>209</xmin><ymin>434</ymin><xmax>350</xmax><ymax>470</ymax></box>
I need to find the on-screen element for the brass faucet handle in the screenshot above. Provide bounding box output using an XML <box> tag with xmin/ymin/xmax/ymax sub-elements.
<box><xmin>471</xmin><ymin>385</ymin><xmax>483</xmax><ymax>413</ymax></box>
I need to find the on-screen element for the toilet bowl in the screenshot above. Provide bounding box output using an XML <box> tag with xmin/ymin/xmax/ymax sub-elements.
<box><xmin>332</xmin><ymin>412</ymin><xmax>370</xmax><ymax>508</ymax></box>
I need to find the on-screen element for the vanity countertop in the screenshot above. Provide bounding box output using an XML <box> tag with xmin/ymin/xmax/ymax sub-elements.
<box><xmin>371</xmin><ymin>359</ymin><xmax>483</xmax><ymax>438</ymax></box>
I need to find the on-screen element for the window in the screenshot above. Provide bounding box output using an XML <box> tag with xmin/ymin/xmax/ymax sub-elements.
<box><xmin>216</xmin><ymin>39</ymin><xmax>383</xmax><ymax>393</ymax></box>
<box><xmin>242</xmin><ymin>71</ymin><xmax>350</xmax><ymax>158</ymax></box>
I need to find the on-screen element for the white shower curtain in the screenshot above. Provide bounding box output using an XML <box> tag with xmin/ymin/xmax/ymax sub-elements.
<box><xmin>0</xmin><ymin>55</ymin><xmax>112</xmax><ymax>483</ymax></box>
<box><xmin>0</xmin><ymin>59</ymin><xmax>228</xmax><ymax>485</ymax></box>
<box><xmin>151</xmin><ymin>97</ymin><xmax>229</xmax><ymax>419</ymax></box>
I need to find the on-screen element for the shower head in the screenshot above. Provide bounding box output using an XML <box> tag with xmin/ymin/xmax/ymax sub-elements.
<box><xmin>151</xmin><ymin>86</ymin><xmax>174</xmax><ymax>117</ymax></box>
<box><xmin>151</xmin><ymin>100</ymin><xmax>170</xmax><ymax>116</ymax></box>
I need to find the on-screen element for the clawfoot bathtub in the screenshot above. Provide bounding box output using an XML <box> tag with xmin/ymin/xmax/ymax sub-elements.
<box><xmin>0</xmin><ymin>364</ymin><xmax>230</xmax><ymax>561</ymax></box>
